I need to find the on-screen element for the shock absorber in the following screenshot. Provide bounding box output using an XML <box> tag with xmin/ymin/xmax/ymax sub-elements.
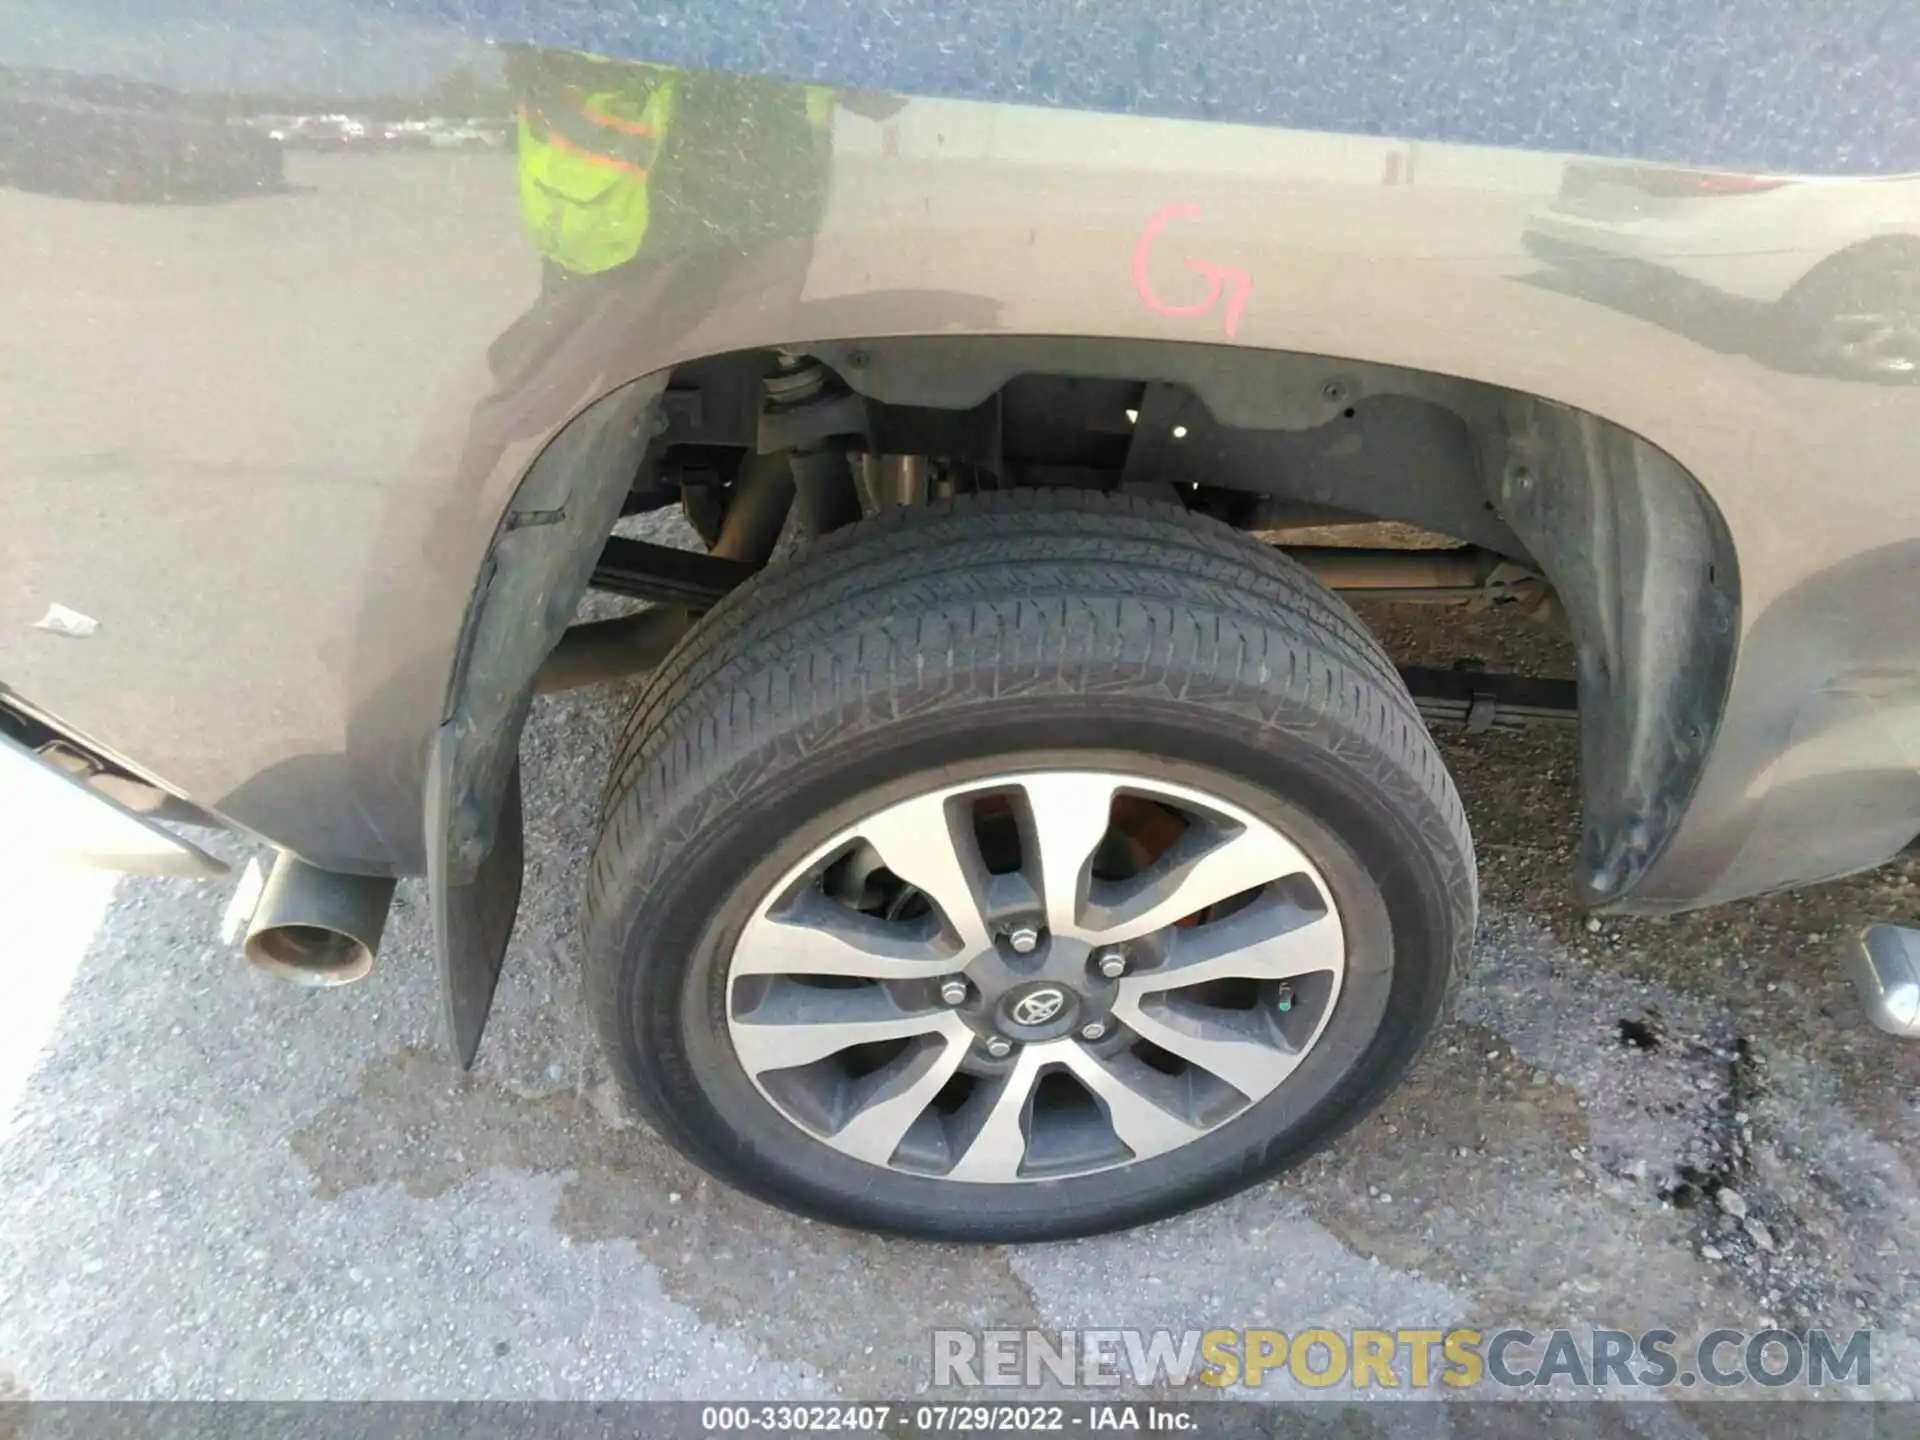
<box><xmin>762</xmin><ymin>352</ymin><xmax>864</xmax><ymax>536</ymax></box>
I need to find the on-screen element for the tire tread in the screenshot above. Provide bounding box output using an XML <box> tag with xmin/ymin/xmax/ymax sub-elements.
<box><xmin>582</xmin><ymin>490</ymin><xmax>1474</xmax><ymax>1238</ymax></box>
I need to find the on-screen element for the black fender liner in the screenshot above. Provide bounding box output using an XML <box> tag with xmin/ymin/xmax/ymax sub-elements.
<box><xmin>1496</xmin><ymin>396</ymin><xmax>1740</xmax><ymax>909</ymax></box>
<box><xmin>427</xmin><ymin>376</ymin><xmax>666</xmax><ymax>1065</ymax></box>
<box><xmin>427</xmin><ymin>744</ymin><xmax>525</xmax><ymax>1067</ymax></box>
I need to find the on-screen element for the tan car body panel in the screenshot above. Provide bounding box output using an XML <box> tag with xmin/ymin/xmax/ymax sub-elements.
<box><xmin>2</xmin><ymin>64</ymin><xmax>1917</xmax><ymax>911</ymax></box>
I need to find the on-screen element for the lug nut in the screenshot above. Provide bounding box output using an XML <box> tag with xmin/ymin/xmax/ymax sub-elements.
<box><xmin>939</xmin><ymin>978</ymin><xmax>969</xmax><ymax>1006</ymax></box>
<box><xmin>984</xmin><ymin>1036</ymin><xmax>1014</xmax><ymax>1058</ymax></box>
<box><xmin>1080</xmin><ymin>1021</ymin><xmax>1107</xmax><ymax>1042</ymax></box>
<box><xmin>1006</xmin><ymin>925</ymin><xmax>1041</xmax><ymax>954</ymax></box>
<box><xmin>1096</xmin><ymin>949</ymin><xmax>1127</xmax><ymax>979</ymax></box>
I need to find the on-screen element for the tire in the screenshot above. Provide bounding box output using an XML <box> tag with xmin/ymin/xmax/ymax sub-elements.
<box><xmin>1778</xmin><ymin>237</ymin><xmax>1920</xmax><ymax>384</ymax></box>
<box><xmin>582</xmin><ymin>490</ymin><xmax>1474</xmax><ymax>1240</ymax></box>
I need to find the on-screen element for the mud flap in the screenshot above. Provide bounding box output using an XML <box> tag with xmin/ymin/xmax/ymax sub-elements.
<box><xmin>425</xmin><ymin>729</ymin><xmax>525</xmax><ymax>1068</ymax></box>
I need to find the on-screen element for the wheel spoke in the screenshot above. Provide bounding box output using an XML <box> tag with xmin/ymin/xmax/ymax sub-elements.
<box><xmin>1057</xmin><ymin>1045</ymin><xmax>1208</xmax><ymax>1161</ymax></box>
<box><xmin>728</xmin><ymin>767</ymin><xmax>1357</xmax><ymax>1185</ymax></box>
<box><xmin>831</xmin><ymin>1029</ymin><xmax>972</xmax><ymax>1167</ymax></box>
<box><xmin>945</xmin><ymin>1046</ymin><xmax>1046</xmax><ymax>1182</ymax></box>
<box><xmin>1087</xmin><ymin>821</ymin><xmax>1313</xmax><ymax>945</ymax></box>
<box><xmin>858</xmin><ymin>792</ymin><xmax>994</xmax><ymax>951</ymax></box>
<box><xmin>730</xmin><ymin>982</ymin><xmax>959</xmax><ymax>1075</ymax></box>
<box><xmin>1125</xmin><ymin>889</ymin><xmax>1344</xmax><ymax>996</ymax></box>
<box><xmin>733</xmin><ymin>895</ymin><xmax>963</xmax><ymax>980</ymax></box>
<box><xmin>1014</xmin><ymin>773</ymin><xmax>1118</xmax><ymax>940</ymax></box>
<box><xmin>1114</xmin><ymin>1002</ymin><xmax>1301</xmax><ymax>1099</ymax></box>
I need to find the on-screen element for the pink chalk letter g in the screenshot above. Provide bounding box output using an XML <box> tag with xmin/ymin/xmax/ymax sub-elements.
<box><xmin>1132</xmin><ymin>203</ymin><xmax>1253</xmax><ymax>338</ymax></box>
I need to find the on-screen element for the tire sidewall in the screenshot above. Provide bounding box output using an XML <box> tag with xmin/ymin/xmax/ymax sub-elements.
<box><xmin>596</xmin><ymin>690</ymin><xmax>1465</xmax><ymax>1240</ymax></box>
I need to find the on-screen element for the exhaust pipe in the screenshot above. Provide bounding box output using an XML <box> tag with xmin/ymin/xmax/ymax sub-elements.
<box><xmin>243</xmin><ymin>851</ymin><xmax>397</xmax><ymax>987</ymax></box>
<box><xmin>1850</xmin><ymin>924</ymin><xmax>1920</xmax><ymax>1037</ymax></box>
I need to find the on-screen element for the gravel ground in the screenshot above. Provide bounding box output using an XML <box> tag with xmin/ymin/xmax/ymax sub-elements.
<box><xmin>3</xmin><ymin>534</ymin><xmax>1920</xmax><ymax>1420</ymax></box>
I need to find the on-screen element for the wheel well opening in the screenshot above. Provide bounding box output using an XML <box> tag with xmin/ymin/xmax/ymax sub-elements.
<box><xmin>625</xmin><ymin>340</ymin><xmax>1527</xmax><ymax>561</ymax></box>
<box><xmin>510</xmin><ymin>335</ymin><xmax>1739</xmax><ymax>910</ymax></box>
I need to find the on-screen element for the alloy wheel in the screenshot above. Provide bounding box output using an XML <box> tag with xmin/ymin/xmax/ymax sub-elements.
<box><xmin>725</xmin><ymin>770</ymin><xmax>1347</xmax><ymax>1183</ymax></box>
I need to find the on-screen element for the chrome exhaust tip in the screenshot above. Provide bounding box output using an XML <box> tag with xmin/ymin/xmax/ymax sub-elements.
<box><xmin>1849</xmin><ymin>924</ymin><xmax>1920</xmax><ymax>1038</ymax></box>
<box><xmin>243</xmin><ymin>851</ymin><xmax>397</xmax><ymax>987</ymax></box>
